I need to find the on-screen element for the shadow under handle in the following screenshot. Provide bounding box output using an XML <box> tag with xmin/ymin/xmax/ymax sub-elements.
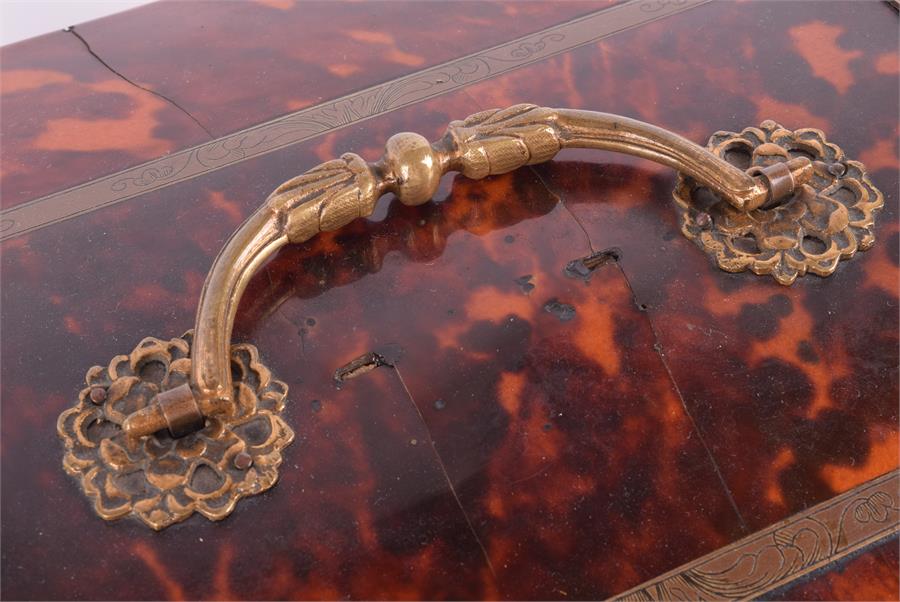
<box><xmin>122</xmin><ymin>104</ymin><xmax>812</xmax><ymax>438</ymax></box>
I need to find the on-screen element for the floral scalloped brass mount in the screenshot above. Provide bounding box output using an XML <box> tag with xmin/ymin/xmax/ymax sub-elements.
<box><xmin>57</xmin><ymin>332</ymin><xmax>294</xmax><ymax>530</ymax></box>
<box><xmin>674</xmin><ymin>121</ymin><xmax>884</xmax><ymax>285</ymax></box>
<box><xmin>57</xmin><ymin>105</ymin><xmax>883</xmax><ymax>529</ymax></box>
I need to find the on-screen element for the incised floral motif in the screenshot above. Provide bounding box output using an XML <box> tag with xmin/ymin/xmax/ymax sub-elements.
<box><xmin>57</xmin><ymin>332</ymin><xmax>294</xmax><ymax>530</ymax></box>
<box><xmin>674</xmin><ymin>120</ymin><xmax>884</xmax><ymax>285</ymax></box>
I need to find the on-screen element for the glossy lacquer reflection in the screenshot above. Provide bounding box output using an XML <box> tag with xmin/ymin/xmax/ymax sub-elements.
<box><xmin>2</xmin><ymin>156</ymin><xmax>750</xmax><ymax>600</ymax></box>
<box><xmin>2</xmin><ymin>0</ymin><xmax>897</xmax><ymax>598</ymax></box>
<box><xmin>219</xmin><ymin>166</ymin><xmax>748</xmax><ymax>600</ymax></box>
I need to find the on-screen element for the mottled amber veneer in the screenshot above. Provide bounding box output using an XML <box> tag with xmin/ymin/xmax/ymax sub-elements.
<box><xmin>1</xmin><ymin>0</ymin><xmax>897</xmax><ymax>600</ymax></box>
<box><xmin>765</xmin><ymin>535</ymin><xmax>900</xmax><ymax>601</ymax></box>
<box><xmin>0</xmin><ymin>31</ymin><xmax>211</xmax><ymax>210</ymax></box>
<box><xmin>244</xmin><ymin>175</ymin><xmax>747</xmax><ymax>600</ymax></box>
<box><xmin>73</xmin><ymin>0</ymin><xmax>614</xmax><ymax>135</ymax></box>
<box><xmin>0</xmin><ymin>0</ymin><xmax>611</xmax><ymax>209</ymax></box>
<box><xmin>459</xmin><ymin>0</ymin><xmax>899</xmax><ymax>531</ymax></box>
<box><xmin>2</xmin><ymin>86</ymin><xmax>746</xmax><ymax>599</ymax></box>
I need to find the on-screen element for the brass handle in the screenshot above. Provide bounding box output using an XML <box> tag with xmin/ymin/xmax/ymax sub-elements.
<box><xmin>122</xmin><ymin>104</ymin><xmax>814</xmax><ymax>438</ymax></box>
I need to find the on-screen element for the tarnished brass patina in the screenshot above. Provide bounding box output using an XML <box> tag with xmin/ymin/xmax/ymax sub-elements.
<box><xmin>58</xmin><ymin>105</ymin><xmax>882</xmax><ymax>528</ymax></box>
<box><xmin>57</xmin><ymin>333</ymin><xmax>293</xmax><ymax>530</ymax></box>
<box><xmin>673</xmin><ymin>120</ymin><xmax>884</xmax><ymax>285</ymax></box>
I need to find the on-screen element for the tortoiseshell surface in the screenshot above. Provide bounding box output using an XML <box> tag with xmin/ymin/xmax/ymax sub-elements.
<box><xmin>1</xmin><ymin>1</ymin><xmax>897</xmax><ymax>600</ymax></box>
<box><xmin>0</xmin><ymin>0</ymin><xmax>611</xmax><ymax>209</ymax></box>
<box><xmin>460</xmin><ymin>0</ymin><xmax>899</xmax><ymax>531</ymax></box>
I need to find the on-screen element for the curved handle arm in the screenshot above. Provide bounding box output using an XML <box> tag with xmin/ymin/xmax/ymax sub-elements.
<box><xmin>123</xmin><ymin>104</ymin><xmax>812</xmax><ymax>438</ymax></box>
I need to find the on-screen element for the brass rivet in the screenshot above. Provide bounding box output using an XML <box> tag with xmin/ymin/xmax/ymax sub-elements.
<box><xmin>695</xmin><ymin>212</ymin><xmax>712</xmax><ymax>229</ymax></box>
<box><xmin>89</xmin><ymin>386</ymin><xmax>107</xmax><ymax>404</ymax></box>
<box><xmin>233</xmin><ymin>452</ymin><xmax>253</xmax><ymax>470</ymax></box>
<box><xmin>828</xmin><ymin>162</ymin><xmax>847</xmax><ymax>177</ymax></box>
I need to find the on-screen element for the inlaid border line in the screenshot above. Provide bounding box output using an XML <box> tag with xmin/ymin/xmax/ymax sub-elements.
<box><xmin>0</xmin><ymin>0</ymin><xmax>712</xmax><ymax>241</ymax></box>
<box><xmin>614</xmin><ymin>469</ymin><xmax>900</xmax><ymax>601</ymax></box>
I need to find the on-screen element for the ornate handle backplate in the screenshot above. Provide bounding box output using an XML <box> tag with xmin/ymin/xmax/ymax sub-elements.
<box><xmin>57</xmin><ymin>105</ymin><xmax>883</xmax><ymax>529</ymax></box>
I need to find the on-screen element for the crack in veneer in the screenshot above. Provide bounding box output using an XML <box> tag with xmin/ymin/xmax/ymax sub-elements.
<box><xmin>66</xmin><ymin>27</ymin><xmax>215</xmax><ymax>139</ymax></box>
<box><xmin>0</xmin><ymin>0</ymin><xmax>712</xmax><ymax>241</ymax></box>
<box><xmin>529</xmin><ymin>161</ymin><xmax>751</xmax><ymax>534</ymax></box>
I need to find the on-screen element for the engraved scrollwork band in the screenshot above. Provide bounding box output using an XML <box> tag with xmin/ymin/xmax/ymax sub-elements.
<box><xmin>2</xmin><ymin>0</ymin><xmax>714</xmax><ymax>241</ymax></box>
<box><xmin>616</xmin><ymin>470</ymin><xmax>899</xmax><ymax>601</ymax></box>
